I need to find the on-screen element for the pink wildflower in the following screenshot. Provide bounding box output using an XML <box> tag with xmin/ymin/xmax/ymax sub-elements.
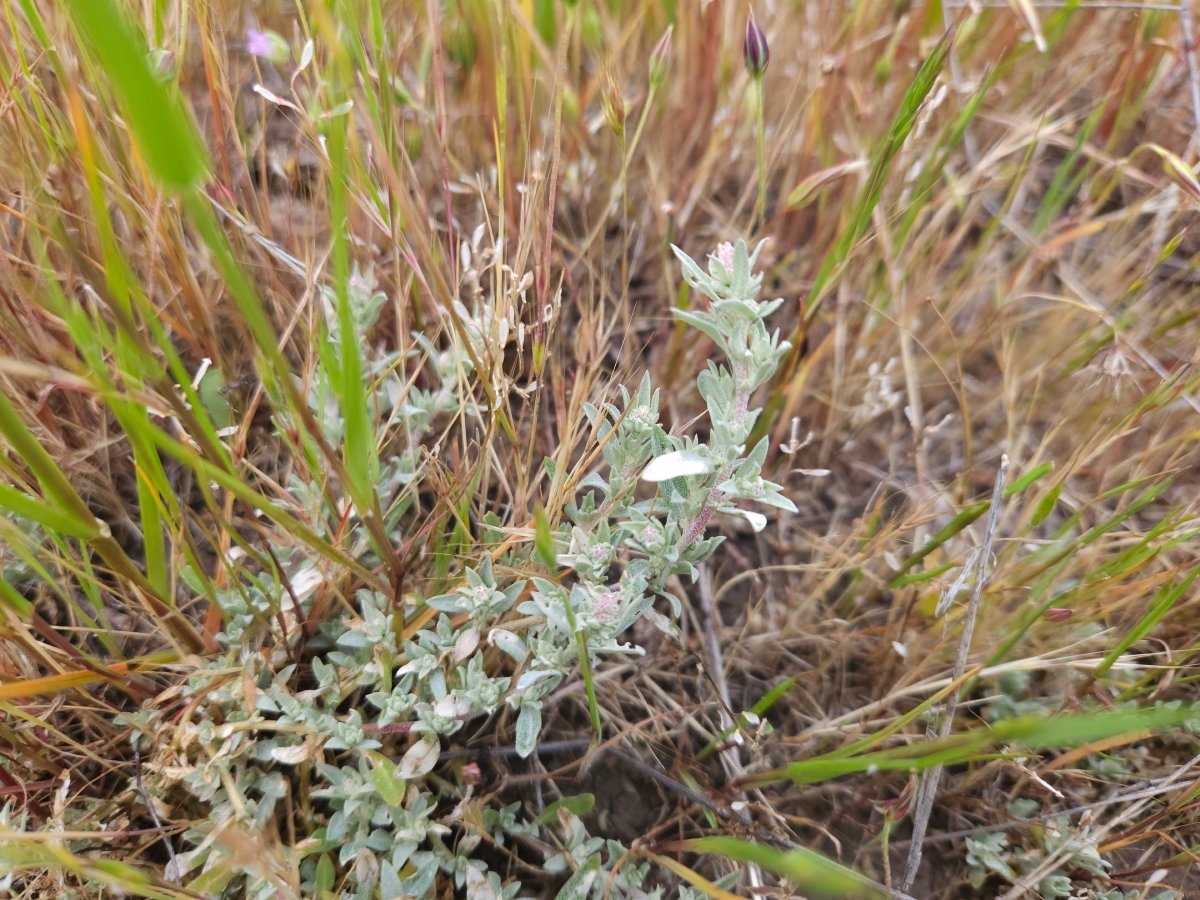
<box><xmin>594</xmin><ymin>591</ymin><xmax>620</xmax><ymax>623</ymax></box>
<box><xmin>246</xmin><ymin>28</ymin><xmax>289</xmax><ymax>65</ymax></box>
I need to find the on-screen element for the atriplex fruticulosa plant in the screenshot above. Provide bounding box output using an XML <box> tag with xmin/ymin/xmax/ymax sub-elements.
<box><xmin>106</xmin><ymin>240</ymin><xmax>797</xmax><ymax>897</ymax></box>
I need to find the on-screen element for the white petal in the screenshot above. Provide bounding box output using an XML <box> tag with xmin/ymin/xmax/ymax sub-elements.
<box><xmin>453</xmin><ymin>627</ymin><xmax>480</xmax><ymax>662</ymax></box>
<box><xmin>270</xmin><ymin>742</ymin><xmax>311</xmax><ymax>765</ymax></box>
<box><xmin>641</xmin><ymin>451</ymin><xmax>712</xmax><ymax>482</ymax></box>
<box><xmin>434</xmin><ymin>694</ymin><xmax>470</xmax><ymax>719</ymax></box>
<box><xmin>290</xmin><ymin>567</ymin><xmax>324</xmax><ymax>600</ymax></box>
<box><xmin>397</xmin><ymin>738</ymin><xmax>440</xmax><ymax>779</ymax></box>
<box><xmin>725</xmin><ymin>508</ymin><xmax>767</xmax><ymax>532</ymax></box>
<box><xmin>488</xmin><ymin>628</ymin><xmax>528</xmax><ymax>663</ymax></box>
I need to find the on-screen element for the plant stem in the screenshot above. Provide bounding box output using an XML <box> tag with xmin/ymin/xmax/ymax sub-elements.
<box><xmin>754</xmin><ymin>78</ymin><xmax>766</xmax><ymax>229</ymax></box>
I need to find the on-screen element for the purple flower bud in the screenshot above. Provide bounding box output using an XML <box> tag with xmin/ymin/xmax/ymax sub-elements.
<box><xmin>743</xmin><ymin>10</ymin><xmax>769</xmax><ymax>79</ymax></box>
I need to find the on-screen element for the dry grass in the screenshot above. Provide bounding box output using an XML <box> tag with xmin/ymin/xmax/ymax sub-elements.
<box><xmin>1</xmin><ymin>0</ymin><xmax>1199</xmax><ymax>897</ymax></box>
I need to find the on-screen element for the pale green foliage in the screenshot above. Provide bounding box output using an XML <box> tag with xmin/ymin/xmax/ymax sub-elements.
<box><xmin>113</xmin><ymin>242</ymin><xmax>797</xmax><ymax>896</ymax></box>
<box><xmin>963</xmin><ymin>816</ymin><xmax>1168</xmax><ymax>900</ymax></box>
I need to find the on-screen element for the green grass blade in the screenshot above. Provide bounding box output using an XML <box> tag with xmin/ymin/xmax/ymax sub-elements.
<box><xmin>145</xmin><ymin>426</ymin><xmax>385</xmax><ymax>594</ymax></box>
<box><xmin>886</xmin><ymin>499</ymin><xmax>989</xmax><ymax>586</ymax></box>
<box><xmin>896</xmin><ymin>61</ymin><xmax>1001</xmax><ymax>245</ymax></box>
<box><xmin>61</xmin><ymin>0</ymin><xmax>207</xmax><ymax>191</ymax></box>
<box><xmin>324</xmin><ymin>116</ymin><xmax>378</xmax><ymax>513</ymax></box>
<box><xmin>0</xmin><ymin>577</ymin><xmax>33</xmax><ymax>618</ymax></box>
<box><xmin>0</xmin><ymin>390</ymin><xmax>100</xmax><ymax>534</ymax></box>
<box><xmin>1093</xmin><ymin>570</ymin><xmax>1198</xmax><ymax>681</ymax></box>
<box><xmin>686</xmin><ymin>836</ymin><xmax>885</xmax><ymax>899</ymax></box>
<box><xmin>758</xmin><ymin>25</ymin><xmax>958</xmax><ymax>444</ymax></box>
<box><xmin>751</xmin><ymin>703</ymin><xmax>1200</xmax><ymax>788</ymax></box>
<box><xmin>0</xmin><ymin>482</ymin><xmax>100</xmax><ymax>540</ymax></box>
<box><xmin>806</xmin><ymin>26</ymin><xmax>957</xmax><ymax>313</ymax></box>
<box><xmin>1004</xmin><ymin>461</ymin><xmax>1054</xmax><ymax>498</ymax></box>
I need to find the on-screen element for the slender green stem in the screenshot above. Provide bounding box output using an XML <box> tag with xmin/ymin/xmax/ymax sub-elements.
<box><xmin>619</xmin><ymin>82</ymin><xmax>660</xmax><ymax>284</ymax></box>
<box><xmin>625</xmin><ymin>82</ymin><xmax>660</xmax><ymax>176</ymax></box>
<box><xmin>754</xmin><ymin>77</ymin><xmax>766</xmax><ymax>229</ymax></box>
<box><xmin>880</xmin><ymin>815</ymin><xmax>894</xmax><ymax>890</ymax></box>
